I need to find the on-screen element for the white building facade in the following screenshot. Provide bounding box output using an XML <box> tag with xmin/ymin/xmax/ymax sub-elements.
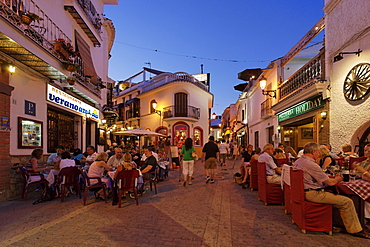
<box><xmin>112</xmin><ymin>68</ymin><xmax>213</xmax><ymax>152</ymax></box>
<box><xmin>0</xmin><ymin>0</ymin><xmax>118</xmax><ymax>198</ymax></box>
<box><xmin>324</xmin><ymin>0</ymin><xmax>370</xmax><ymax>155</ymax></box>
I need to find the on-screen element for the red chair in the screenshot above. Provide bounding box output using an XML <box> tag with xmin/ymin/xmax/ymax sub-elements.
<box><xmin>282</xmin><ymin>165</ymin><xmax>292</xmax><ymax>214</ymax></box>
<box><xmin>249</xmin><ymin>159</ymin><xmax>258</xmax><ymax>191</ymax></box>
<box><xmin>116</xmin><ymin>169</ymin><xmax>140</xmax><ymax>207</ymax></box>
<box><xmin>276</xmin><ymin>158</ymin><xmax>289</xmax><ymax>167</ymax></box>
<box><xmin>290</xmin><ymin>169</ymin><xmax>332</xmax><ymax>235</ymax></box>
<box><xmin>257</xmin><ymin>162</ymin><xmax>284</xmax><ymax>205</ymax></box>
<box><xmin>349</xmin><ymin>156</ymin><xmax>366</xmax><ymax>170</ymax></box>
<box><xmin>58</xmin><ymin>167</ymin><xmax>82</xmax><ymax>202</ymax></box>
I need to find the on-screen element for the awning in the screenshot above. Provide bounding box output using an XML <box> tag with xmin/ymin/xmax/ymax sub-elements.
<box><xmin>125</xmin><ymin>98</ymin><xmax>140</xmax><ymax>106</ymax></box>
<box><xmin>112</xmin><ymin>103</ymin><xmax>125</xmax><ymax>109</ymax></box>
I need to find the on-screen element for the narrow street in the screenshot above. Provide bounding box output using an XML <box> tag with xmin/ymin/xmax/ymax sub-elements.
<box><xmin>0</xmin><ymin>158</ymin><xmax>368</xmax><ymax>247</ymax></box>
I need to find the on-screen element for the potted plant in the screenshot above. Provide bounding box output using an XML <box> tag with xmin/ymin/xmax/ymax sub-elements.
<box><xmin>63</xmin><ymin>62</ymin><xmax>79</xmax><ymax>72</ymax></box>
<box><xmin>20</xmin><ymin>11</ymin><xmax>43</xmax><ymax>25</ymax></box>
<box><xmin>66</xmin><ymin>77</ymin><xmax>77</xmax><ymax>85</ymax></box>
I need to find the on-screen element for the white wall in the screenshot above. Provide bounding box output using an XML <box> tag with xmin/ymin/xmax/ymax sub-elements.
<box><xmin>325</xmin><ymin>0</ymin><xmax>370</xmax><ymax>151</ymax></box>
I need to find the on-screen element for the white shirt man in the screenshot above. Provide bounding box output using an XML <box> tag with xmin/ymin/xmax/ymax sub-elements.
<box><xmin>107</xmin><ymin>148</ymin><xmax>124</xmax><ymax>169</ymax></box>
<box><xmin>258</xmin><ymin>143</ymin><xmax>281</xmax><ymax>184</ymax></box>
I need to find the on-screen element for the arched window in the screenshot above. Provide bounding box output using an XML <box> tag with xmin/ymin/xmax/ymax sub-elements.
<box><xmin>174</xmin><ymin>93</ymin><xmax>188</xmax><ymax>117</ymax></box>
<box><xmin>194</xmin><ymin>127</ymin><xmax>203</xmax><ymax>146</ymax></box>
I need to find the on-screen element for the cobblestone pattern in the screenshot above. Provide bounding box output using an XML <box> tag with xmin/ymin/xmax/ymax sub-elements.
<box><xmin>0</xmin><ymin>158</ymin><xmax>369</xmax><ymax>246</ymax></box>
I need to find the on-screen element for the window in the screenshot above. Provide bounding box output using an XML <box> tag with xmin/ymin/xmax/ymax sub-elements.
<box><xmin>254</xmin><ymin>131</ymin><xmax>259</xmax><ymax>149</ymax></box>
<box><xmin>194</xmin><ymin>127</ymin><xmax>203</xmax><ymax>146</ymax></box>
<box><xmin>174</xmin><ymin>93</ymin><xmax>188</xmax><ymax>117</ymax></box>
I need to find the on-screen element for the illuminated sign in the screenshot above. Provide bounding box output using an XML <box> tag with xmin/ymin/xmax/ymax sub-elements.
<box><xmin>47</xmin><ymin>84</ymin><xmax>99</xmax><ymax>119</ymax></box>
<box><xmin>277</xmin><ymin>96</ymin><xmax>324</xmax><ymax>122</ymax></box>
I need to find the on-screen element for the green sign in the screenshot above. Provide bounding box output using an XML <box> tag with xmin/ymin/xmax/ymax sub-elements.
<box><xmin>278</xmin><ymin>96</ymin><xmax>325</xmax><ymax>122</ymax></box>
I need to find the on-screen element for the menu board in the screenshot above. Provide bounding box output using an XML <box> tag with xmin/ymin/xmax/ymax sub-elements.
<box><xmin>18</xmin><ymin>117</ymin><xmax>43</xmax><ymax>148</ymax></box>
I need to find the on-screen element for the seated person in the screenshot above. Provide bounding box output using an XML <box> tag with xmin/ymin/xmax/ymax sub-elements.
<box><xmin>47</xmin><ymin>145</ymin><xmax>64</xmax><ymax>166</ymax></box>
<box><xmin>340</xmin><ymin>144</ymin><xmax>359</xmax><ymax>158</ymax></box>
<box><xmin>71</xmin><ymin>148</ymin><xmax>86</xmax><ymax>167</ymax></box>
<box><xmin>258</xmin><ymin>144</ymin><xmax>281</xmax><ymax>184</ymax></box>
<box><xmin>29</xmin><ymin>148</ymin><xmax>53</xmax><ymax>183</ymax></box>
<box><xmin>318</xmin><ymin>145</ymin><xmax>336</xmax><ymax>172</ymax></box>
<box><xmin>274</xmin><ymin>148</ymin><xmax>286</xmax><ymax>159</ymax></box>
<box><xmin>141</xmin><ymin>147</ymin><xmax>157</xmax><ymax>180</ymax></box>
<box><xmin>295</xmin><ymin>142</ymin><xmax>369</xmax><ymax>239</ymax></box>
<box><xmin>107</xmin><ymin>147</ymin><xmax>124</xmax><ymax>169</ymax></box>
<box><xmin>250</xmin><ymin>147</ymin><xmax>261</xmax><ymax>162</ymax></box>
<box><xmin>83</xmin><ymin>146</ymin><xmax>98</xmax><ymax>169</ymax></box>
<box><xmin>87</xmin><ymin>152</ymin><xmax>113</xmax><ymax>199</ymax></box>
<box><xmin>114</xmin><ymin>153</ymin><xmax>136</xmax><ymax>179</ymax></box>
<box><xmin>355</xmin><ymin>144</ymin><xmax>370</xmax><ymax>177</ymax></box>
<box><xmin>131</xmin><ymin>148</ymin><xmax>141</xmax><ymax>166</ymax></box>
<box><xmin>55</xmin><ymin>151</ymin><xmax>76</xmax><ymax>170</ymax></box>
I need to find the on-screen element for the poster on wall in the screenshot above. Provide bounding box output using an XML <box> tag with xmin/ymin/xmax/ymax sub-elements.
<box><xmin>18</xmin><ymin>117</ymin><xmax>43</xmax><ymax>149</ymax></box>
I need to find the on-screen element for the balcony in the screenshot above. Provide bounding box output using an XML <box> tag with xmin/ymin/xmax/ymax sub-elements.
<box><xmin>0</xmin><ymin>0</ymin><xmax>101</xmax><ymax>97</ymax></box>
<box><xmin>163</xmin><ymin>105</ymin><xmax>200</xmax><ymax>121</ymax></box>
<box><xmin>279</xmin><ymin>49</ymin><xmax>325</xmax><ymax>101</ymax></box>
<box><xmin>64</xmin><ymin>0</ymin><xmax>102</xmax><ymax>46</ymax></box>
<box><xmin>141</xmin><ymin>72</ymin><xmax>209</xmax><ymax>94</ymax></box>
<box><xmin>261</xmin><ymin>98</ymin><xmax>273</xmax><ymax>119</ymax></box>
<box><xmin>272</xmin><ymin>49</ymin><xmax>325</xmax><ymax>113</ymax></box>
<box><xmin>126</xmin><ymin>109</ymin><xmax>140</xmax><ymax>120</ymax></box>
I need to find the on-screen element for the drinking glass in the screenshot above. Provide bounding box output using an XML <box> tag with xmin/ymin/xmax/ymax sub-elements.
<box><xmin>349</xmin><ymin>169</ymin><xmax>356</xmax><ymax>183</ymax></box>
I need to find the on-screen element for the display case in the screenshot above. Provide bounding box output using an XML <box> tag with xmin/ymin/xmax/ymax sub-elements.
<box><xmin>18</xmin><ymin>117</ymin><xmax>43</xmax><ymax>148</ymax></box>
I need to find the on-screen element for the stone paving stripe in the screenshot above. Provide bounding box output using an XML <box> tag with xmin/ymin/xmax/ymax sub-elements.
<box><xmin>0</xmin><ymin>203</ymin><xmax>97</xmax><ymax>246</ymax></box>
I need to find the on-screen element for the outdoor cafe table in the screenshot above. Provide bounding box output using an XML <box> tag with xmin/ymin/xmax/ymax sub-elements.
<box><xmin>336</xmin><ymin>179</ymin><xmax>370</xmax><ymax>227</ymax></box>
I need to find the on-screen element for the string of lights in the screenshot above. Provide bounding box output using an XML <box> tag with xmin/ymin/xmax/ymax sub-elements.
<box><xmin>115</xmin><ymin>41</ymin><xmax>267</xmax><ymax>63</ymax></box>
<box><xmin>114</xmin><ymin>41</ymin><xmax>323</xmax><ymax>64</ymax></box>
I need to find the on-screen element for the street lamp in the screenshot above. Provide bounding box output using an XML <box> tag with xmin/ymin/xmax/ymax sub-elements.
<box><xmin>259</xmin><ymin>76</ymin><xmax>276</xmax><ymax>98</ymax></box>
<box><xmin>9</xmin><ymin>65</ymin><xmax>16</xmax><ymax>74</ymax></box>
<box><xmin>151</xmin><ymin>100</ymin><xmax>161</xmax><ymax>116</ymax></box>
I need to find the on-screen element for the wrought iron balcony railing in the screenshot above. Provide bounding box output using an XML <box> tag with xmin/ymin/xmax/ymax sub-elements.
<box><xmin>279</xmin><ymin>49</ymin><xmax>324</xmax><ymax>100</ymax></box>
<box><xmin>261</xmin><ymin>98</ymin><xmax>273</xmax><ymax>119</ymax></box>
<box><xmin>0</xmin><ymin>0</ymin><xmax>101</xmax><ymax>97</ymax></box>
<box><xmin>163</xmin><ymin>105</ymin><xmax>200</xmax><ymax>120</ymax></box>
<box><xmin>76</xmin><ymin>0</ymin><xmax>102</xmax><ymax>32</ymax></box>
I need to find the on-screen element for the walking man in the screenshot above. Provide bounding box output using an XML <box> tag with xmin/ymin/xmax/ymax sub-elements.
<box><xmin>201</xmin><ymin>136</ymin><xmax>219</xmax><ymax>183</ymax></box>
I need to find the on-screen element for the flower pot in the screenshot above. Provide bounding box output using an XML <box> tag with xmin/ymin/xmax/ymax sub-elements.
<box><xmin>21</xmin><ymin>15</ymin><xmax>32</xmax><ymax>25</ymax></box>
<box><xmin>67</xmin><ymin>79</ymin><xmax>76</xmax><ymax>85</ymax></box>
<box><xmin>54</xmin><ymin>42</ymin><xmax>70</xmax><ymax>59</ymax></box>
<box><xmin>64</xmin><ymin>64</ymin><xmax>77</xmax><ymax>72</ymax></box>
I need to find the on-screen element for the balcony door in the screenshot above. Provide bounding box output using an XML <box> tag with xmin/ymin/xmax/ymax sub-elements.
<box><xmin>174</xmin><ymin>93</ymin><xmax>188</xmax><ymax>117</ymax></box>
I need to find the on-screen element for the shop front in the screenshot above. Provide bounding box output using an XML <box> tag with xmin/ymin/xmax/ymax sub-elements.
<box><xmin>275</xmin><ymin>95</ymin><xmax>328</xmax><ymax>151</ymax></box>
<box><xmin>46</xmin><ymin>84</ymin><xmax>100</xmax><ymax>153</ymax></box>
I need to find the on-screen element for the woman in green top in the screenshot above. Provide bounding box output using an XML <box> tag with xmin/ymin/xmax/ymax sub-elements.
<box><xmin>181</xmin><ymin>138</ymin><xmax>196</xmax><ymax>186</ymax></box>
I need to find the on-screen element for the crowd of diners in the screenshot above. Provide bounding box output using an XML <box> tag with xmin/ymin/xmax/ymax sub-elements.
<box><xmin>26</xmin><ymin>141</ymin><xmax>173</xmax><ymax>205</ymax></box>
<box><xmin>233</xmin><ymin>141</ymin><xmax>370</xmax><ymax>239</ymax></box>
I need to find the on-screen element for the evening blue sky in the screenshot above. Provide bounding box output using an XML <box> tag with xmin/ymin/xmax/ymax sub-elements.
<box><xmin>105</xmin><ymin>0</ymin><xmax>324</xmax><ymax>115</ymax></box>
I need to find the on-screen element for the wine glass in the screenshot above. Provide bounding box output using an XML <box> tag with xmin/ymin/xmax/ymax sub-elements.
<box><xmin>349</xmin><ymin>169</ymin><xmax>356</xmax><ymax>183</ymax></box>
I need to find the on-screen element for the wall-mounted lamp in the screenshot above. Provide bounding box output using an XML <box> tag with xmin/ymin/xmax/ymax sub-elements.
<box><xmin>333</xmin><ymin>49</ymin><xmax>362</xmax><ymax>63</ymax></box>
<box><xmin>151</xmin><ymin>100</ymin><xmax>161</xmax><ymax>116</ymax></box>
<box><xmin>101</xmin><ymin>119</ymin><xmax>107</xmax><ymax>124</ymax></box>
<box><xmin>9</xmin><ymin>65</ymin><xmax>16</xmax><ymax>74</ymax></box>
<box><xmin>85</xmin><ymin>112</ymin><xmax>92</xmax><ymax>119</ymax></box>
<box><xmin>212</xmin><ymin>112</ymin><xmax>216</xmax><ymax>119</ymax></box>
<box><xmin>320</xmin><ymin>111</ymin><xmax>327</xmax><ymax>120</ymax></box>
<box><xmin>259</xmin><ymin>76</ymin><xmax>276</xmax><ymax>98</ymax></box>
<box><xmin>277</xmin><ymin>126</ymin><xmax>281</xmax><ymax>132</ymax></box>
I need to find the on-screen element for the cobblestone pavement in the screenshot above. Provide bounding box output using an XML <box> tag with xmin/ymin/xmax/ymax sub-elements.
<box><xmin>0</xmin><ymin>158</ymin><xmax>369</xmax><ymax>247</ymax></box>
